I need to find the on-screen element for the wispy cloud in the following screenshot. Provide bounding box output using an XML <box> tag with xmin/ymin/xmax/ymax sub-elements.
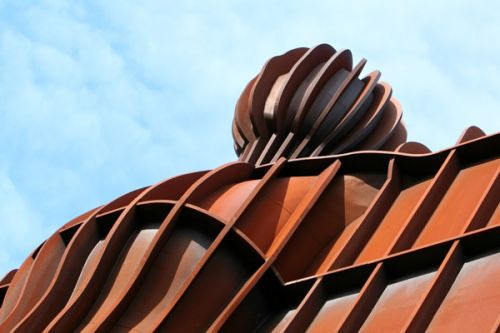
<box><xmin>0</xmin><ymin>167</ymin><xmax>44</xmax><ymax>271</ymax></box>
<box><xmin>0</xmin><ymin>0</ymin><xmax>499</xmax><ymax>275</ymax></box>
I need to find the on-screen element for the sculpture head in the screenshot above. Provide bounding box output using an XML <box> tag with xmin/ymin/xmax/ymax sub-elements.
<box><xmin>232</xmin><ymin>43</ymin><xmax>407</xmax><ymax>165</ymax></box>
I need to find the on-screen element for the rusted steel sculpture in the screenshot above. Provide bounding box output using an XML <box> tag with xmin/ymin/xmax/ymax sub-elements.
<box><xmin>0</xmin><ymin>44</ymin><xmax>498</xmax><ymax>332</ymax></box>
<box><xmin>233</xmin><ymin>44</ymin><xmax>406</xmax><ymax>165</ymax></box>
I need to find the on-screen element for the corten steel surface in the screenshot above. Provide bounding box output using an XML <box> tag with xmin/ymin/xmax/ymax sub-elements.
<box><xmin>232</xmin><ymin>44</ymin><xmax>406</xmax><ymax>165</ymax></box>
<box><xmin>0</xmin><ymin>44</ymin><xmax>499</xmax><ymax>333</ymax></box>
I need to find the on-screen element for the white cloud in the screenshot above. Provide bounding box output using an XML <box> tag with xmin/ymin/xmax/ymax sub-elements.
<box><xmin>0</xmin><ymin>168</ymin><xmax>46</xmax><ymax>274</ymax></box>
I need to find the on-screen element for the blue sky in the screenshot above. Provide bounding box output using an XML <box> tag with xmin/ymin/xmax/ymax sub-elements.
<box><xmin>0</xmin><ymin>0</ymin><xmax>499</xmax><ymax>276</ymax></box>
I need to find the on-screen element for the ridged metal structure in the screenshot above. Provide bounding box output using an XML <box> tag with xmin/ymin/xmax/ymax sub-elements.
<box><xmin>232</xmin><ymin>44</ymin><xmax>406</xmax><ymax>165</ymax></box>
<box><xmin>0</xmin><ymin>44</ymin><xmax>499</xmax><ymax>333</ymax></box>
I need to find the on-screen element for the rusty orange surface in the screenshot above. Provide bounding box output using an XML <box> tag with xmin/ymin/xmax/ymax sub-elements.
<box><xmin>0</xmin><ymin>44</ymin><xmax>499</xmax><ymax>332</ymax></box>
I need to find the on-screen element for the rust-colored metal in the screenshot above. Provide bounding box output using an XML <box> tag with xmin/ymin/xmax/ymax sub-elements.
<box><xmin>234</xmin><ymin>44</ymin><xmax>407</xmax><ymax>165</ymax></box>
<box><xmin>1</xmin><ymin>43</ymin><xmax>499</xmax><ymax>332</ymax></box>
